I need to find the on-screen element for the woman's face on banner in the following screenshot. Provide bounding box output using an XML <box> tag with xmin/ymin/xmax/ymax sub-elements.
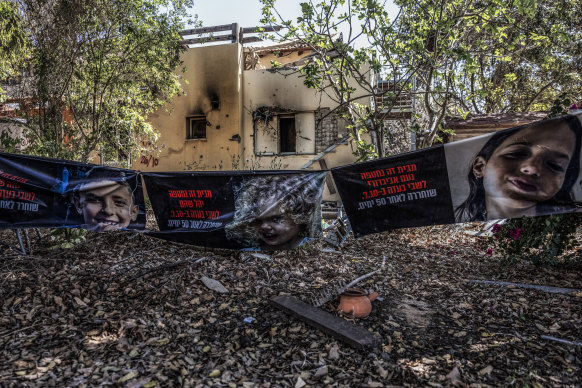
<box><xmin>252</xmin><ymin>203</ymin><xmax>300</xmax><ymax>248</ymax></box>
<box><xmin>473</xmin><ymin>122</ymin><xmax>576</xmax><ymax>206</ymax></box>
<box><xmin>75</xmin><ymin>181</ymin><xmax>138</xmax><ymax>231</ymax></box>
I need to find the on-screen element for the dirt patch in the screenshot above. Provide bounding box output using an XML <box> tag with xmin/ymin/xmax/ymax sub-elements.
<box><xmin>397</xmin><ymin>298</ymin><xmax>435</xmax><ymax>327</ymax></box>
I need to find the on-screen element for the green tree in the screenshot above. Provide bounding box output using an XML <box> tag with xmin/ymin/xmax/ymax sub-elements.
<box><xmin>262</xmin><ymin>0</ymin><xmax>413</xmax><ymax>159</ymax></box>
<box><xmin>261</xmin><ymin>0</ymin><xmax>582</xmax><ymax>155</ymax></box>
<box><xmin>437</xmin><ymin>0</ymin><xmax>582</xmax><ymax>113</ymax></box>
<box><xmin>11</xmin><ymin>0</ymin><xmax>192</xmax><ymax>163</ymax></box>
<box><xmin>0</xmin><ymin>0</ymin><xmax>30</xmax><ymax>102</ymax></box>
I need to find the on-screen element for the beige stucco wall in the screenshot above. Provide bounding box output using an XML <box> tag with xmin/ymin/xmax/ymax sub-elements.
<box><xmin>134</xmin><ymin>43</ymin><xmax>243</xmax><ymax>172</ymax></box>
<box><xmin>242</xmin><ymin>67</ymin><xmax>371</xmax><ymax>201</ymax></box>
<box><xmin>241</xmin><ymin>68</ymin><xmax>369</xmax><ymax>169</ymax></box>
<box><xmin>138</xmin><ymin>42</ymin><xmax>372</xmax><ymax>202</ymax></box>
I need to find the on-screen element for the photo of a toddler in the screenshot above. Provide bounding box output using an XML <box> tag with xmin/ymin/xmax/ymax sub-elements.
<box><xmin>225</xmin><ymin>173</ymin><xmax>326</xmax><ymax>250</ymax></box>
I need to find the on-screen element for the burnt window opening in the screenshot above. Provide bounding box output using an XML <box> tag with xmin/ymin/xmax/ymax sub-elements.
<box><xmin>279</xmin><ymin>115</ymin><xmax>296</xmax><ymax>153</ymax></box>
<box><xmin>186</xmin><ymin>116</ymin><xmax>207</xmax><ymax>139</ymax></box>
<box><xmin>253</xmin><ymin>109</ymin><xmax>315</xmax><ymax>156</ymax></box>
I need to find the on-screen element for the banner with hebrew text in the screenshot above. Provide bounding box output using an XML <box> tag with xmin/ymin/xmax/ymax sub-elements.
<box><xmin>333</xmin><ymin>113</ymin><xmax>582</xmax><ymax>236</ymax></box>
<box><xmin>331</xmin><ymin>146</ymin><xmax>455</xmax><ymax>236</ymax></box>
<box><xmin>142</xmin><ymin>171</ymin><xmax>327</xmax><ymax>250</ymax></box>
<box><xmin>0</xmin><ymin>152</ymin><xmax>146</xmax><ymax>230</ymax></box>
<box><xmin>3</xmin><ymin>113</ymin><xmax>581</xmax><ymax>247</ymax></box>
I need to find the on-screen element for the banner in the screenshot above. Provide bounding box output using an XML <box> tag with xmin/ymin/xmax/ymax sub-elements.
<box><xmin>0</xmin><ymin>152</ymin><xmax>146</xmax><ymax>230</ymax></box>
<box><xmin>143</xmin><ymin>171</ymin><xmax>327</xmax><ymax>250</ymax></box>
<box><xmin>3</xmin><ymin>113</ymin><xmax>581</xmax><ymax>248</ymax></box>
<box><xmin>332</xmin><ymin>113</ymin><xmax>582</xmax><ymax>236</ymax></box>
<box><xmin>331</xmin><ymin>146</ymin><xmax>455</xmax><ymax>237</ymax></box>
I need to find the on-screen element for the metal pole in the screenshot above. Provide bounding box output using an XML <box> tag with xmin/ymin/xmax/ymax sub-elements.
<box><xmin>232</xmin><ymin>23</ymin><xmax>239</xmax><ymax>43</ymax></box>
<box><xmin>15</xmin><ymin>229</ymin><xmax>26</xmax><ymax>254</ymax></box>
<box><xmin>24</xmin><ymin>229</ymin><xmax>31</xmax><ymax>253</ymax></box>
<box><xmin>410</xmin><ymin>76</ymin><xmax>417</xmax><ymax>151</ymax></box>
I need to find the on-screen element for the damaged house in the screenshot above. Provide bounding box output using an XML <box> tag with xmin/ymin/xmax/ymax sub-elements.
<box><xmin>136</xmin><ymin>24</ymin><xmax>372</xmax><ymax>202</ymax></box>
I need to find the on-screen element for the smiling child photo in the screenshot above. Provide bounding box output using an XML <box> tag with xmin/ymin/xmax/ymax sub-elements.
<box><xmin>70</xmin><ymin>169</ymin><xmax>144</xmax><ymax>231</ymax></box>
<box><xmin>224</xmin><ymin>173</ymin><xmax>326</xmax><ymax>251</ymax></box>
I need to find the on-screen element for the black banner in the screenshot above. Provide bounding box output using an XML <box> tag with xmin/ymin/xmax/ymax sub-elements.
<box><xmin>332</xmin><ymin>146</ymin><xmax>455</xmax><ymax>237</ymax></box>
<box><xmin>143</xmin><ymin>171</ymin><xmax>327</xmax><ymax>250</ymax></box>
<box><xmin>333</xmin><ymin>113</ymin><xmax>582</xmax><ymax>236</ymax></box>
<box><xmin>3</xmin><ymin>113</ymin><xmax>580</xmax><ymax>247</ymax></box>
<box><xmin>0</xmin><ymin>152</ymin><xmax>146</xmax><ymax>230</ymax></box>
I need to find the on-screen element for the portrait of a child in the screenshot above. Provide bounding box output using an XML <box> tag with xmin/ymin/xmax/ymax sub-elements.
<box><xmin>451</xmin><ymin>115</ymin><xmax>582</xmax><ymax>222</ymax></box>
<box><xmin>225</xmin><ymin>173</ymin><xmax>326</xmax><ymax>250</ymax></box>
<box><xmin>71</xmin><ymin>169</ymin><xmax>141</xmax><ymax>231</ymax></box>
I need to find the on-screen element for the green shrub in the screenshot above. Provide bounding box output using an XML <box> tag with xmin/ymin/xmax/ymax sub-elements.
<box><xmin>489</xmin><ymin>213</ymin><xmax>582</xmax><ymax>266</ymax></box>
<box><xmin>49</xmin><ymin>228</ymin><xmax>87</xmax><ymax>249</ymax></box>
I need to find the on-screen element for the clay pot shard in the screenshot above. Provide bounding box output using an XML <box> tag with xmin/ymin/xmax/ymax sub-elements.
<box><xmin>337</xmin><ymin>288</ymin><xmax>379</xmax><ymax>318</ymax></box>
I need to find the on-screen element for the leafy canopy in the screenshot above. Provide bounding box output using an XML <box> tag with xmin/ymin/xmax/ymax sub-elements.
<box><xmin>0</xmin><ymin>0</ymin><xmax>30</xmax><ymax>102</ymax></box>
<box><xmin>6</xmin><ymin>0</ymin><xmax>193</xmax><ymax>163</ymax></box>
<box><xmin>261</xmin><ymin>0</ymin><xmax>582</xmax><ymax>155</ymax></box>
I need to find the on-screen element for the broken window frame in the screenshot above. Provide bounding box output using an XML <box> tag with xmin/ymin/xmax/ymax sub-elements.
<box><xmin>253</xmin><ymin>110</ymin><xmax>316</xmax><ymax>156</ymax></box>
<box><xmin>186</xmin><ymin>115</ymin><xmax>207</xmax><ymax>140</ymax></box>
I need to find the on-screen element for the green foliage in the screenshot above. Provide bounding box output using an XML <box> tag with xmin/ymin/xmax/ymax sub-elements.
<box><xmin>353</xmin><ymin>138</ymin><xmax>378</xmax><ymax>162</ymax></box>
<box><xmin>9</xmin><ymin>0</ymin><xmax>192</xmax><ymax>163</ymax></box>
<box><xmin>269</xmin><ymin>60</ymin><xmax>282</xmax><ymax>69</ymax></box>
<box><xmin>301</xmin><ymin>63</ymin><xmax>323</xmax><ymax>89</ymax></box>
<box><xmin>489</xmin><ymin>214</ymin><xmax>582</xmax><ymax>266</ymax></box>
<box><xmin>0</xmin><ymin>130</ymin><xmax>23</xmax><ymax>152</ymax></box>
<box><xmin>548</xmin><ymin>93</ymin><xmax>574</xmax><ymax>118</ymax></box>
<box><xmin>48</xmin><ymin>228</ymin><xmax>87</xmax><ymax>249</ymax></box>
<box><xmin>0</xmin><ymin>0</ymin><xmax>30</xmax><ymax>102</ymax></box>
<box><xmin>261</xmin><ymin>0</ymin><xmax>582</xmax><ymax>154</ymax></box>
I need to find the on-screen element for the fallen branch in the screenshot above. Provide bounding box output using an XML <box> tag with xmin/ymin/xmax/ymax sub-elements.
<box><xmin>127</xmin><ymin>256</ymin><xmax>210</xmax><ymax>282</ymax></box>
<box><xmin>311</xmin><ymin>269</ymin><xmax>379</xmax><ymax>307</ymax></box>
<box><xmin>345</xmin><ymin>270</ymin><xmax>380</xmax><ymax>290</ymax></box>
<box><xmin>467</xmin><ymin>279</ymin><xmax>579</xmax><ymax>295</ymax></box>
<box><xmin>541</xmin><ymin>335</ymin><xmax>582</xmax><ymax>347</ymax></box>
<box><xmin>0</xmin><ymin>323</ymin><xmax>42</xmax><ymax>339</ymax></box>
<box><xmin>0</xmin><ymin>241</ymin><xmax>27</xmax><ymax>255</ymax></box>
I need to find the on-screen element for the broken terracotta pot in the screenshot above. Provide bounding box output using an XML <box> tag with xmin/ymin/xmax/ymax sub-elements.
<box><xmin>337</xmin><ymin>288</ymin><xmax>379</xmax><ymax>318</ymax></box>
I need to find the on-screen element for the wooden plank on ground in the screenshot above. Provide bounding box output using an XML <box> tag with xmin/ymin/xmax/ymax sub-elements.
<box><xmin>270</xmin><ymin>294</ymin><xmax>381</xmax><ymax>349</ymax></box>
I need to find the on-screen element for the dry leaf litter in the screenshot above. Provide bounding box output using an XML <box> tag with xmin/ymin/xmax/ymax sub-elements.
<box><xmin>1</xmin><ymin>221</ymin><xmax>581</xmax><ymax>387</ymax></box>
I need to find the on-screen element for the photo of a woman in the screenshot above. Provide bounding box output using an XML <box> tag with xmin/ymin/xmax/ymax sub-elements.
<box><xmin>451</xmin><ymin>115</ymin><xmax>582</xmax><ymax>222</ymax></box>
<box><xmin>224</xmin><ymin>173</ymin><xmax>326</xmax><ymax>251</ymax></box>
